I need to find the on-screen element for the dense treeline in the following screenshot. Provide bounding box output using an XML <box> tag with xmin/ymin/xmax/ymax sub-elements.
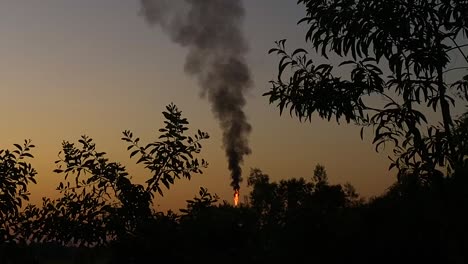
<box><xmin>0</xmin><ymin>109</ymin><xmax>467</xmax><ymax>263</ymax></box>
<box><xmin>1</xmin><ymin>160</ymin><xmax>468</xmax><ymax>263</ymax></box>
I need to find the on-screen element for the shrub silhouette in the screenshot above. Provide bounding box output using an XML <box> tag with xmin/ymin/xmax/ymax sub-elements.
<box><xmin>1</xmin><ymin>103</ymin><xmax>209</xmax><ymax>250</ymax></box>
<box><xmin>0</xmin><ymin>140</ymin><xmax>37</xmax><ymax>243</ymax></box>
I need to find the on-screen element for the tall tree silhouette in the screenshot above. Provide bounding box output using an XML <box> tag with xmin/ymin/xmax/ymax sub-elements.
<box><xmin>264</xmin><ymin>0</ymin><xmax>468</xmax><ymax>184</ymax></box>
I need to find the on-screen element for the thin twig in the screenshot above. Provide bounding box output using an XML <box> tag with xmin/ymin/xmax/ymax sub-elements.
<box><xmin>443</xmin><ymin>66</ymin><xmax>468</xmax><ymax>74</ymax></box>
<box><xmin>450</xmin><ymin>36</ymin><xmax>468</xmax><ymax>63</ymax></box>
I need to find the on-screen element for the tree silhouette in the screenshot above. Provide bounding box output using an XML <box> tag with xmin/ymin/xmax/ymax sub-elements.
<box><xmin>9</xmin><ymin>103</ymin><xmax>209</xmax><ymax>248</ymax></box>
<box><xmin>180</xmin><ymin>187</ymin><xmax>219</xmax><ymax>218</ymax></box>
<box><xmin>0</xmin><ymin>140</ymin><xmax>37</xmax><ymax>243</ymax></box>
<box><xmin>245</xmin><ymin>165</ymin><xmax>362</xmax><ymax>263</ymax></box>
<box><xmin>122</xmin><ymin>103</ymin><xmax>209</xmax><ymax>197</ymax></box>
<box><xmin>264</xmin><ymin>0</ymin><xmax>468</xmax><ymax>185</ymax></box>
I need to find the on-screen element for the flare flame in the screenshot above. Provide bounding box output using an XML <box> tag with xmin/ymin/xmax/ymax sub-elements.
<box><xmin>234</xmin><ymin>189</ymin><xmax>239</xmax><ymax>207</ymax></box>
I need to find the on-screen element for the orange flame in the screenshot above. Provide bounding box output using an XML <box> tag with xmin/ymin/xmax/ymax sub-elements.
<box><xmin>234</xmin><ymin>190</ymin><xmax>239</xmax><ymax>207</ymax></box>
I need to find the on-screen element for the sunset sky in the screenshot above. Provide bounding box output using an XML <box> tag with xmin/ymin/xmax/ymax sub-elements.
<box><xmin>0</xmin><ymin>0</ymin><xmax>397</xmax><ymax>211</ymax></box>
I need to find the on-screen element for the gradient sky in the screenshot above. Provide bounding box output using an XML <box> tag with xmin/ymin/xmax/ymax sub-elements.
<box><xmin>0</xmin><ymin>0</ymin><xmax>398</xmax><ymax>211</ymax></box>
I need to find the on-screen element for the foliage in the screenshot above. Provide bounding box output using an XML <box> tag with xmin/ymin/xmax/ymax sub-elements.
<box><xmin>3</xmin><ymin>103</ymin><xmax>209</xmax><ymax>247</ymax></box>
<box><xmin>313</xmin><ymin>163</ymin><xmax>328</xmax><ymax>187</ymax></box>
<box><xmin>0</xmin><ymin>140</ymin><xmax>36</xmax><ymax>216</ymax></box>
<box><xmin>9</xmin><ymin>136</ymin><xmax>148</xmax><ymax>247</ymax></box>
<box><xmin>247</xmin><ymin>168</ymin><xmax>280</xmax><ymax>221</ymax></box>
<box><xmin>0</xmin><ymin>140</ymin><xmax>37</xmax><ymax>242</ymax></box>
<box><xmin>451</xmin><ymin>112</ymin><xmax>468</xmax><ymax>172</ymax></box>
<box><xmin>180</xmin><ymin>187</ymin><xmax>219</xmax><ymax>217</ymax></box>
<box><xmin>3</xmin><ymin>162</ymin><xmax>468</xmax><ymax>263</ymax></box>
<box><xmin>264</xmin><ymin>0</ymin><xmax>468</xmax><ymax>184</ymax></box>
<box><xmin>244</xmin><ymin>165</ymin><xmax>364</xmax><ymax>262</ymax></box>
<box><xmin>122</xmin><ymin>103</ymin><xmax>209</xmax><ymax>197</ymax></box>
<box><xmin>247</xmin><ymin>165</ymin><xmax>359</xmax><ymax>228</ymax></box>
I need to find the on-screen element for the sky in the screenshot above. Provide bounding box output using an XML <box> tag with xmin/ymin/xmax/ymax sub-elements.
<box><xmin>0</xmin><ymin>0</ymin><xmax>397</xmax><ymax>211</ymax></box>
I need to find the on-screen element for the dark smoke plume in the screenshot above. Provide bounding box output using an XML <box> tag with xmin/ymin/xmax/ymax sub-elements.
<box><xmin>140</xmin><ymin>0</ymin><xmax>252</xmax><ymax>191</ymax></box>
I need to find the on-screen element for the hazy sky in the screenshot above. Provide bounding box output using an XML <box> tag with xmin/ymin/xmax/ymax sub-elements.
<box><xmin>0</xmin><ymin>0</ymin><xmax>395</xmax><ymax>211</ymax></box>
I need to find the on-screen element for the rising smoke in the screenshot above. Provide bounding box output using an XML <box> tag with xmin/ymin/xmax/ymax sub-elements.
<box><xmin>140</xmin><ymin>0</ymin><xmax>252</xmax><ymax>191</ymax></box>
